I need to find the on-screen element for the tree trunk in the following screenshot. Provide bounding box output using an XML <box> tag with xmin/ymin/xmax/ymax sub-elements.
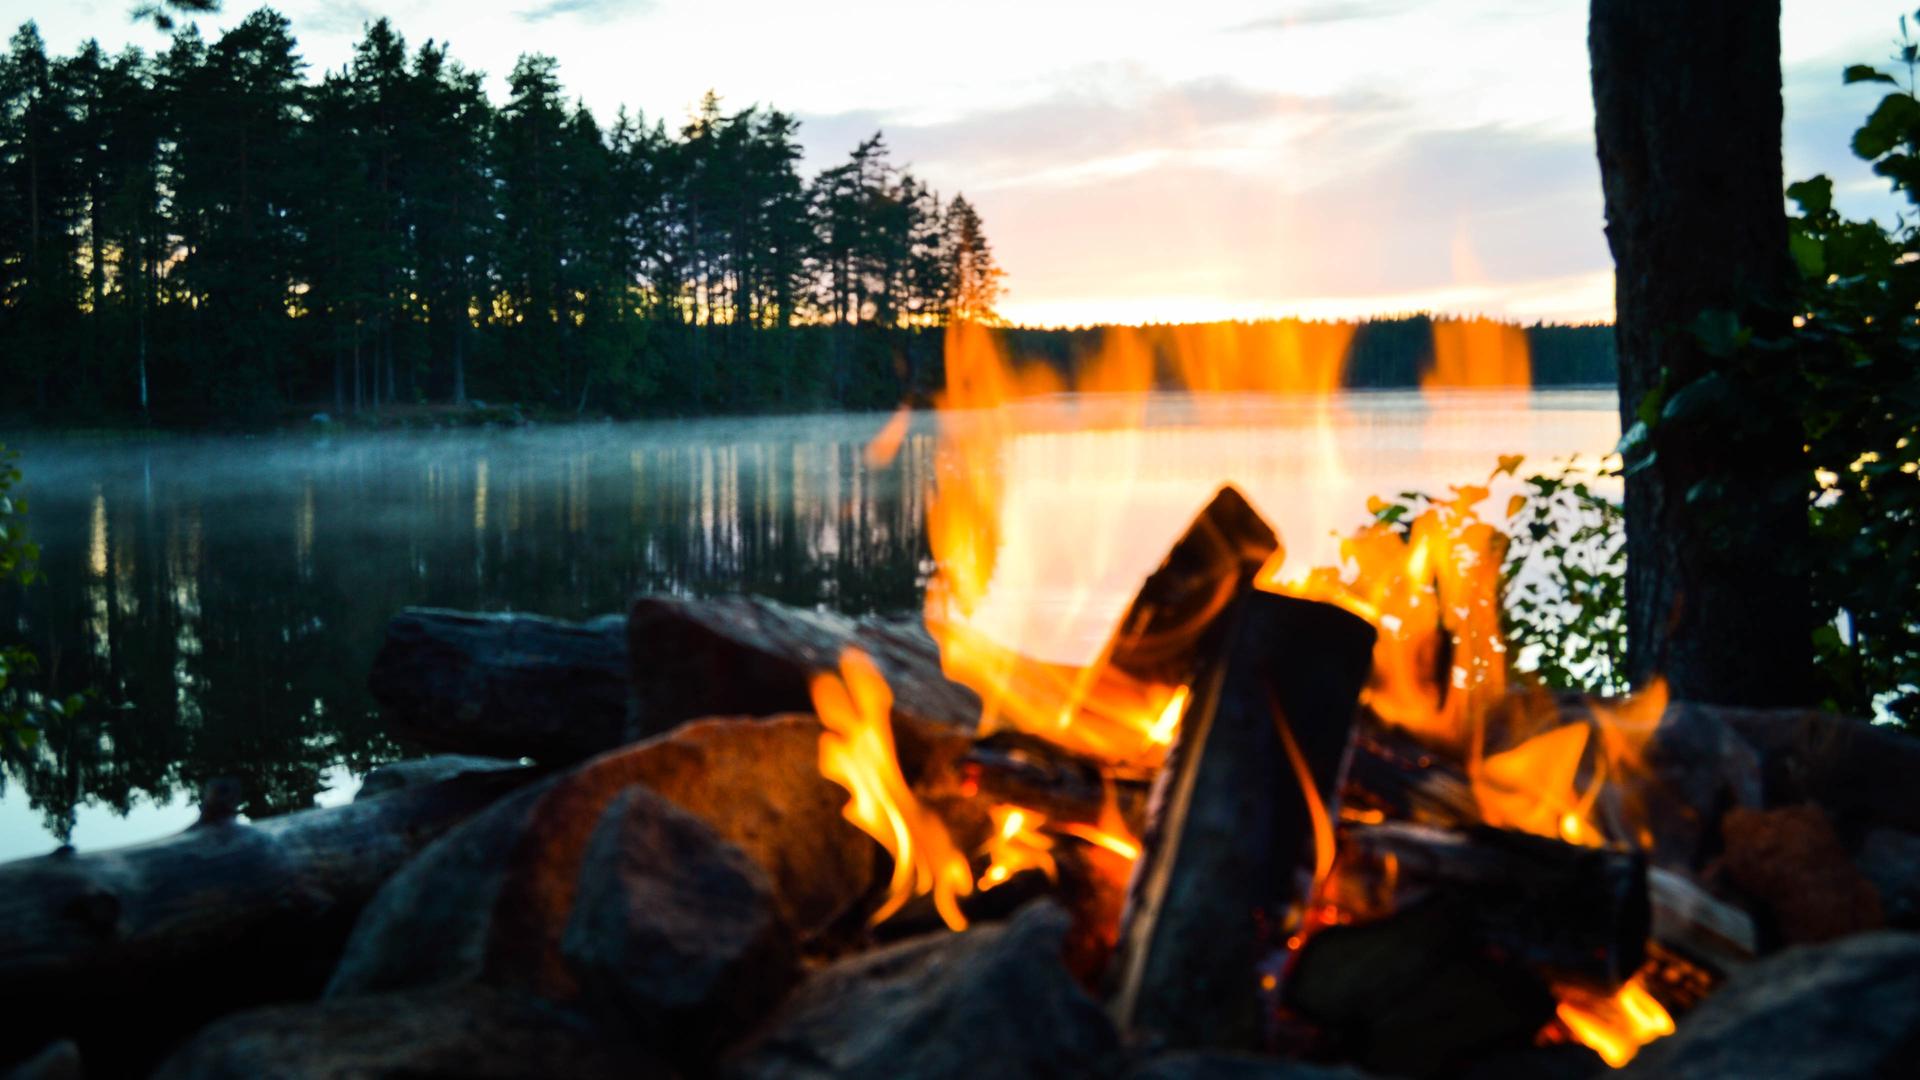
<box><xmin>1589</xmin><ymin>0</ymin><xmax>1812</xmax><ymax>706</ymax></box>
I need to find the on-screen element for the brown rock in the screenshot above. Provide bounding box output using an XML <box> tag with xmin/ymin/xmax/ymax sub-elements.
<box><xmin>1719</xmin><ymin>804</ymin><xmax>1884</xmax><ymax>945</ymax></box>
<box><xmin>328</xmin><ymin>716</ymin><xmax>875</xmax><ymax>1004</ymax></box>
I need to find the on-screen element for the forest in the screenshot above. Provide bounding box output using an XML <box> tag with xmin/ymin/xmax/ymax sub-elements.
<box><xmin>0</xmin><ymin>10</ymin><xmax>1613</xmax><ymax>428</ymax></box>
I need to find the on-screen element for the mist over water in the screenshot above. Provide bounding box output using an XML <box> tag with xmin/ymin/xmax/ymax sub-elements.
<box><xmin>0</xmin><ymin>391</ymin><xmax>1616</xmax><ymax>860</ymax></box>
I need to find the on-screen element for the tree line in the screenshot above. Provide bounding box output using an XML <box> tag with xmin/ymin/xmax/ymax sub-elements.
<box><xmin>0</xmin><ymin>9</ymin><xmax>1614</xmax><ymax>429</ymax></box>
<box><xmin>0</xmin><ymin>10</ymin><xmax>1005</xmax><ymax>424</ymax></box>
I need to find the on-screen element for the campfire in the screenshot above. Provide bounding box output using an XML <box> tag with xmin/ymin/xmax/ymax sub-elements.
<box><xmin>799</xmin><ymin>320</ymin><xmax>1697</xmax><ymax>1070</ymax></box>
<box><xmin>5</xmin><ymin>321</ymin><xmax>1916</xmax><ymax>1078</ymax></box>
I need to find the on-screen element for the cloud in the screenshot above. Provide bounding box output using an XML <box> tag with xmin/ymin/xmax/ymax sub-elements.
<box><xmin>798</xmin><ymin>74</ymin><xmax>1402</xmax><ymax>189</ymax></box>
<box><xmin>518</xmin><ymin>0</ymin><xmax>654</xmax><ymax>23</ymax></box>
<box><xmin>1230</xmin><ymin>1</ymin><xmax>1418</xmax><ymax>32</ymax></box>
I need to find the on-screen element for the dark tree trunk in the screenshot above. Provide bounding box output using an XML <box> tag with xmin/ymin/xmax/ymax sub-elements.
<box><xmin>1589</xmin><ymin>0</ymin><xmax>1812</xmax><ymax>705</ymax></box>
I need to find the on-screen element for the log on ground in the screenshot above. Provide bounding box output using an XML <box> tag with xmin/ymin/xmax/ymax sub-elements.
<box><xmin>0</xmin><ymin>766</ymin><xmax>539</xmax><ymax>1077</ymax></box>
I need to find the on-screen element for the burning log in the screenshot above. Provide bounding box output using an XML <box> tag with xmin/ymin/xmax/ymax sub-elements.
<box><xmin>629</xmin><ymin>594</ymin><xmax>982</xmax><ymax>753</ymax></box>
<box><xmin>1323</xmin><ymin>822</ymin><xmax>1650</xmax><ymax>992</ymax></box>
<box><xmin>1109</xmin><ymin>591</ymin><xmax>1376</xmax><ymax>1051</ymax></box>
<box><xmin>1099</xmin><ymin>484</ymin><xmax>1279</xmax><ymax>689</ymax></box>
<box><xmin>0</xmin><ymin>766</ymin><xmax>539</xmax><ymax>1077</ymax></box>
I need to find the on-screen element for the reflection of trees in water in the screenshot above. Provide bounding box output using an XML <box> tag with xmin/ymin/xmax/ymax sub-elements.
<box><xmin>0</xmin><ymin>428</ymin><xmax>932</xmax><ymax>842</ymax></box>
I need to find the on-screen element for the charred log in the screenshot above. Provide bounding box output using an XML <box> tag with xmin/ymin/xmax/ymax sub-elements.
<box><xmin>1324</xmin><ymin>822</ymin><xmax>1649</xmax><ymax>992</ymax></box>
<box><xmin>1109</xmin><ymin>591</ymin><xmax>1376</xmax><ymax>1051</ymax></box>
<box><xmin>1282</xmin><ymin>900</ymin><xmax>1558</xmax><ymax>1078</ymax></box>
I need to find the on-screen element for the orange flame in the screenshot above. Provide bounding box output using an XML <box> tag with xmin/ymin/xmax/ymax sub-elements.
<box><xmin>1427</xmin><ymin>317</ymin><xmax>1531</xmax><ymax>389</ymax></box>
<box><xmin>924</xmin><ymin>320</ymin><xmax>1353</xmax><ymax>765</ymax></box>
<box><xmin>812</xmin><ymin>648</ymin><xmax>975</xmax><ymax>930</ymax></box>
<box><xmin>864</xmin><ymin>405</ymin><xmax>913</xmax><ymax>468</ymax></box>
<box><xmin>1555</xmin><ymin>973</ymin><xmax>1676</xmax><ymax>1067</ymax></box>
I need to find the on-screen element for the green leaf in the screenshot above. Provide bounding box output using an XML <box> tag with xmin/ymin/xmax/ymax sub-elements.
<box><xmin>1689</xmin><ymin>310</ymin><xmax>1751</xmax><ymax>358</ymax></box>
<box><xmin>1790</xmin><ymin>227</ymin><xmax>1827</xmax><ymax>279</ymax></box>
<box><xmin>1787</xmin><ymin>175</ymin><xmax>1835</xmax><ymax>217</ymax></box>
<box><xmin>1852</xmin><ymin>92</ymin><xmax>1920</xmax><ymax>160</ymax></box>
<box><xmin>1845</xmin><ymin>64</ymin><xmax>1899</xmax><ymax>85</ymax></box>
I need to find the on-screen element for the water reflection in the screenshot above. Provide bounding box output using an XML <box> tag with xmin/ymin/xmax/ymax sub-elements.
<box><xmin>0</xmin><ymin>393</ymin><xmax>1615</xmax><ymax>859</ymax></box>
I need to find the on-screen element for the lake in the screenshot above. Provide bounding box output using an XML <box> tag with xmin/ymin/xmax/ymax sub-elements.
<box><xmin>0</xmin><ymin>390</ymin><xmax>1618</xmax><ymax>860</ymax></box>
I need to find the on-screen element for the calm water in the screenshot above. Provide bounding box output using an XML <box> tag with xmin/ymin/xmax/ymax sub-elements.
<box><xmin>0</xmin><ymin>391</ymin><xmax>1617</xmax><ymax>860</ymax></box>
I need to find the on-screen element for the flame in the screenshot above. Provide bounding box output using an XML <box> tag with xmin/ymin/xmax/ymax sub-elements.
<box><xmin>1427</xmin><ymin>317</ymin><xmax>1531</xmax><ymax>389</ymax></box>
<box><xmin>1555</xmin><ymin>973</ymin><xmax>1676</xmax><ymax>1067</ymax></box>
<box><xmin>864</xmin><ymin>405</ymin><xmax>913</xmax><ymax>468</ymax></box>
<box><xmin>1262</xmin><ymin>481</ymin><xmax>1510</xmax><ymax>751</ymax></box>
<box><xmin>1473</xmin><ymin>680</ymin><xmax>1670</xmax><ymax>848</ymax></box>
<box><xmin>1271</xmin><ymin>692</ymin><xmax>1337</xmax><ymax>889</ymax></box>
<box><xmin>924</xmin><ymin>319</ymin><xmax>1352</xmax><ymax>765</ymax></box>
<box><xmin>979</xmin><ymin>805</ymin><xmax>1057</xmax><ymax>889</ymax></box>
<box><xmin>812</xmin><ymin>648</ymin><xmax>975</xmax><ymax>930</ymax></box>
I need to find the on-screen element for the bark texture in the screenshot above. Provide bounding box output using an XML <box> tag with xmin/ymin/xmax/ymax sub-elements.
<box><xmin>1590</xmin><ymin>0</ymin><xmax>1812</xmax><ymax>705</ymax></box>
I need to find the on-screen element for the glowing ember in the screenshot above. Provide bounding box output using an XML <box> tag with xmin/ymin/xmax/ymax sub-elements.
<box><xmin>811</xmin><ymin>648</ymin><xmax>975</xmax><ymax>930</ymax></box>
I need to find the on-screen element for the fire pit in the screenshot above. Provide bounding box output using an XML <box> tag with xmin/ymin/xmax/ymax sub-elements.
<box><xmin>3</xmin><ymin>323</ymin><xmax>1918</xmax><ymax>1079</ymax></box>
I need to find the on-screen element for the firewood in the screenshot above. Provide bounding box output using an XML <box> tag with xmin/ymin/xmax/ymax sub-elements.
<box><xmin>0</xmin><ymin>766</ymin><xmax>539</xmax><ymax>1077</ymax></box>
<box><xmin>1647</xmin><ymin>867</ymin><xmax>1757</xmax><ymax>974</ymax></box>
<box><xmin>1109</xmin><ymin>591</ymin><xmax>1376</xmax><ymax>1051</ymax></box>
<box><xmin>1282</xmin><ymin>899</ymin><xmax>1557</xmax><ymax>1078</ymax></box>
<box><xmin>1324</xmin><ymin>821</ymin><xmax>1649</xmax><ymax>992</ymax></box>
<box><xmin>1099</xmin><ymin>484</ymin><xmax>1279</xmax><ymax>689</ymax></box>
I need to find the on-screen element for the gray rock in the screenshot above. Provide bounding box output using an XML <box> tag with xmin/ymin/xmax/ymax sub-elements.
<box><xmin>725</xmin><ymin>902</ymin><xmax>1119</xmax><ymax>1080</ymax></box>
<box><xmin>153</xmin><ymin>986</ymin><xmax>669</xmax><ymax>1079</ymax></box>
<box><xmin>1622</xmin><ymin>931</ymin><xmax>1920</xmax><ymax>1079</ymax></box>
<box><xmin>355</xmin><ymin>755</ymin><xmax>525</xmax><ymax>801</ymax></box>
<box><xmin>1857</xmin><ymin>828</ymin><xmax>1920</xmax><ymax>929</ymax></box>
<box><xmin>1127</xmin><ymin>1052</ymin><xmax>1372</xmax><ymax>1079</ymax></box>
<box><xmin>3</xmin><ymin>1041</ymin><xmax>82</xmax><ymax>1080</ymax></box>
<box><xmin>561</xmin><ymin>788</ymin><xmax>796</xmax><ymax>1060</ymax></box>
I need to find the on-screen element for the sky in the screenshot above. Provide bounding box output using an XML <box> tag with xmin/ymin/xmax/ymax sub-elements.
<box><xmin>5</xmin><ymin>0</ymin><xmax>1911</xmax><ymax>326</ymax></box>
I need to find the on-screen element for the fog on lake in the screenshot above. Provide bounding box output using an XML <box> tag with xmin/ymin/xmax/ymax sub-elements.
<box><xmin>0</xmin><ymin>390</ymin><xmax>1618</xmax><ymax>859</ymax></box>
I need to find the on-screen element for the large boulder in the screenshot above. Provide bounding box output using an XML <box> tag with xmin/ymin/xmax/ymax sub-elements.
<box><xmin>1621</xmin><ymin>931</ymin><xmax>1920</xmax><ymax>1078</ymax></box>
<box><xmin>561</xmin><ymin>788</ymin><xmax>796</xmax><ymax>1061</ymax></box>
<box><xmin>152</xmin><ymin>986</ymin><xmax>668</xmax><ymax>1079</ymax></box>
<box><xmin>328</xmin><ymin>717</ymin><xmax>870</xmax><ymax>1003</ymax></box>
<box><xmin>724</xmin><ymin>902</ymin><xmax>1120</xmax><ymax>1080</ymax></box>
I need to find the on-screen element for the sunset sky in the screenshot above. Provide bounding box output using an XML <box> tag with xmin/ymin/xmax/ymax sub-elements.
<box><xmin>12</xmin><ymin>0</ymin><xmax>1909</xmax><ymax>326</ymax></box>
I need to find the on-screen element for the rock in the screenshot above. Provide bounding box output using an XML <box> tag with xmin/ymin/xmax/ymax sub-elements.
<box><xmin>1458</xmin><ymin>1044</ymin><xmax>1607</xmax><ymax>1080</ymax></box>
<box><xmin>1857</xmin><ymin>828</ymin><xmax>1920</xmax><ymax>930</ymax></box>
<box><xmin>603</xmin><ymin>715</ymin><xmax>876</xmax><ymax>936</ymax></box>
<box><xmin>561</xmin><ymin>788</ymin><xmax>796</xmax><ymax>1061</ymax></box>
<box><xmin>3</xmin><ymin>1041</ymin><xmax>82</xmax><ymax>1080</ymax></box>
<box><xmin>329</xmin><ymin>717</ymin><xmax>873</xmax><ymax>1003</ymax></box>
<box><xmin>1126</xmin><ymin>1052</ymin><xmax>1372</xmax><ymax>1079</ymax></box>
<box><xmin>152</xmin><ymin>986</ymin><xmax>668</xmax><ymax>1079</ymax></box>
<box><xmin>368</xmin><ymin>609</ymin><xmax>634</xmax><ymax>763</ymax></box>
<box><xmin>356</xmin><ymin>755</ymin><xmax>526</xmax><ymax>801</ymax></box>
<box><xmin>724</xmin><ymin>902</ymin><xmax>1120</xmax><ymax>1080</ymax></box>
<box><xmin>1621</xmin><ymin>931</ymin><xmax>1920</xmax><ymax>1079</ymax></box>
<box><xmin>1707</xmin><ymin>706</ymin><xmax>1920</xmax><ymax>834</ymax></box>
<box><xmin>1718</xmin><ymin>804</ymin><xmax>1883</xmax><ymax>945</ymax></box>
